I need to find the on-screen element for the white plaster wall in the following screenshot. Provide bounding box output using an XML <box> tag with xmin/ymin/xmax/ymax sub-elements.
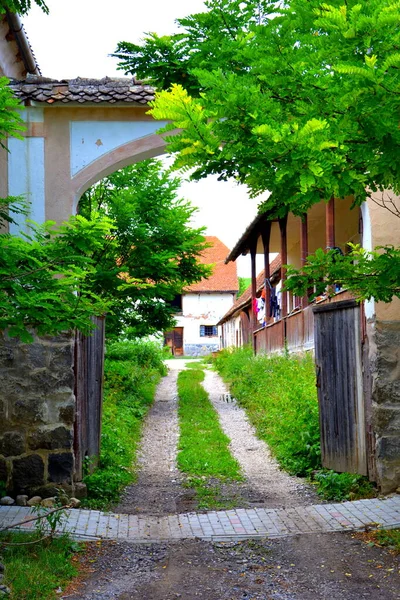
<box><xmin>220</xmin><ymin>314</ymin><xmax>242</xmax><ymax>349</ymax></box>
<box><xmin>361</xmin><ymin>201</ymin><xmax>375</xmax><ymax>320</ymax></box>
<box><xmin>176</xmin><ymin>292</ymin><xmax>236</xmax><ymax>346</ymax></box>
<box><xmin>70</xmin><ymin>120</ymin><xmax>167</xmax><ymax>176</ymax></box>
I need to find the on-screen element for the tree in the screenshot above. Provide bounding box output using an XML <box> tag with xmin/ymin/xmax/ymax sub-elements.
<box><xmin>78</xmin><ymin>160</ymin><xmax>211</xmax><ymax>339</ymax></box>
<box><xmin>0</xmin><ymin>202</ymin><xmax>112</xmax><ymax>341</ymax></box>
<box><xmin>0</xmin><ymin>1</ymin><xmax>48</xmax><ymax>15</ymax></box>
<box><xmin>115</xmin><ymin>0</ymin><xmax>400</xmax><ymax>300</ymax></box>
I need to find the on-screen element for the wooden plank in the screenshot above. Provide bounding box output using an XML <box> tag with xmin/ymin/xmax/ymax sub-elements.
<box><xmin>314</xmin><ymin>304</ymin><xmax>367</xmax><ymax>475</ymax></box>
<box><xmin>313</xmin><ymin>299</ymin><xmax>357</xmax><ymax>314</ymax></box>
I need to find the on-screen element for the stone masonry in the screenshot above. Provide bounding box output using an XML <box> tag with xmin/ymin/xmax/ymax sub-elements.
<box><xmin>370</xmin><ymin>320</ymin><xmax>400</xmax><ymax>493</ymax></box>
<box><xmin>0</xmin><ymin>332</ymin><xmax>76</xmax><ymax>496</ymax></box>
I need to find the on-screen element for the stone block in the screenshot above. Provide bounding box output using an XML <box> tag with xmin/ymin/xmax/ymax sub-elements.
<box><xmin>48</xmin><ymin>452</ymin><xmax>74</xmax><ymax>484</ymax></box>
<box><xmin>12</xmin><ymin>397</ymin><xmax>46</xmax><ymax>424</ymax></box>
<box><xmin>377</xmin><ymin>436</ymin><xmax>400</xmax><ymax>461</ymax></box>
<box><xmin>0</xmin><ymin>432</ymin><xmax>25</xmax><ymax>457</ymax></box>
<box><xmin>28</xmin><ymin>426</ymin><xmax>72</xmax><ymax>451</ymax></box>
<box><xmin>0</xmin><ymin>459</ymin><xmax>7</xmax><ymax>483</ymax></box>
<box><xmin>16</xmin><ymin>495</ymin><xmax>28</xmax><ymax>506</ymax></box>
<box><xmin>373</xmin><ymin>406</ymin><xmax>400</xmax><ymax>435</ymax></box>
<box><xmin>72</xmin><ymin>482</ymin><xmax>87</xmax><ymax>499</ymax></box>
<box><xmin>12</xmin><ymin>454</ymin><xmax>44</xmax><ymax>492</ymax></box>
<box><xmin>31</xmin><ymin>483</ymin><xmax>67</xmax><ymax>499</ymax></box>
<box><xmin>25</xmin><ymin>343</ymin><xmax>48</xmax><ymax>369</ymax></box>
<box><xmin>59</xmin><ymin>404</ymin><xmax>75</xmax><ymax>425</ymax></box>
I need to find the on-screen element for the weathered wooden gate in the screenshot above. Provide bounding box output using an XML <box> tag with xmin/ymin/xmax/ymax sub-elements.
<box><xmin>313</xmin><ymin>299</ymin><xmax>368</xmax><ymax>475</ymax></box>
<box><xmin>74</xmin><ymin>316</ymin><xmax>106</xmax><ymax>480</ymax></box>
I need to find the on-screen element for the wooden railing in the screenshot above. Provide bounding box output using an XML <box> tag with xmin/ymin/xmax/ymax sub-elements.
<box><xmin>253</xmin><ymin>290</ymin><xmax>354</xmax><ymax>355</ymax></box>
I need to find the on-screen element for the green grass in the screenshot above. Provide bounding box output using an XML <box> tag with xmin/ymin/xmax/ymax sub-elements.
<box><xmin>0</xmin><ymin>533</ymin><xmax>80</xmax><ymax>600</ymax></box>
<box><xmin>177</xmin><ymin>367</ymin><xmax>242</xmax><ymax>508</ymax></box>
<box><xmin>213</xmin><ymin>347</ymin><xmax>376</xmax><ymax>501</ymax></box>
<box><xmin>83</xmin><ymin>340</ymin><xmax>166</xmax><ymax>509</ymax></box>
<box><xmin>374</xmin><ymin>529</ymin><xmax>400</xmax><ymax>553</ymax></box>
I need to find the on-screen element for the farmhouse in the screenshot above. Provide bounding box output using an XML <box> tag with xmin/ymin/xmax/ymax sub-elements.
<box><xmin>219</xmin><ymin>196</ymin><xmax>400</xmax><ymax>493</ymax></box>
<box><xmin>164</xmin><ymin>236</ymin><xmax>238</xmax><ymax>357</ymax></box>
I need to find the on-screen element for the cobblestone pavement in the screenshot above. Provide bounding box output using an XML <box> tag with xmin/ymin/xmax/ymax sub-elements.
<box><xmin>1</xmin><ymin>495</ymin><xmax>399</xmax><ymax>542</ymax></box>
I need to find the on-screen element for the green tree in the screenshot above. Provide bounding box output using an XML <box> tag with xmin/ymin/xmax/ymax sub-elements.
<box><xmin>0</xmin><ymin>0</ymin><xmax>48</xmax><ymax>15</ymax></box>
<box><xmin>79</xmin><ymin>160</ymin><xmax>211</xmax><ymax>339</ymax></box>
<box><xmin>115</xmin><ymin>0</ymin><xmax>400</xmax><ymax>301</ymax></box>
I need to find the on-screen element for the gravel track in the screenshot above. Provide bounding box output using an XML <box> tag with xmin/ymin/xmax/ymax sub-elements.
<box><xmin>114</xmin><ymin>360</ymin><xmax>199</xmax><ymax>515</ymax></box>
<box><xmin>201</xmin><ymin>369</ymin><xmax>318</xmax><ymax>508</ymax></box>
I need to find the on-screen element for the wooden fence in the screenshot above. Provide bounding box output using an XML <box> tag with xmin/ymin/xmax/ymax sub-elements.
<box><xmin>74</xmin><ymin>316</ymin><xmax>105</xmax><ymax>480</ymax></box>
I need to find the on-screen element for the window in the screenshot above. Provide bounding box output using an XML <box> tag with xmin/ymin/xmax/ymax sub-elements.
<box><xmin>200</xmin><ymin>325</ymin><xmax>218</xmax><ymax>337</ymax></box>
<box><xmin>169</xmin><ymin>294</ymin><xmax>182</xmax><ymax>313</ymax></box>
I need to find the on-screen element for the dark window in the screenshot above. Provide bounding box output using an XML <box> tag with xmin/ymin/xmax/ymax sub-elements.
<box><xmin>200</xmin><ymin>325</ymin><xmax>218</xmax><ymax>337</ymax></box>
<box><xmin>169</xmin><ymin>294</ymin><xmax>182</xmax><ymax>312</ymax></box>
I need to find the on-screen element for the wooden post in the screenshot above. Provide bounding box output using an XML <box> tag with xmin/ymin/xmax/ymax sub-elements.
<box><xmin>326</xmin><ymin>196</ymin><xmax>335</xmax><ymax>248</ymax></box>
<box><xmin>279</xmin><ymin>215</ymin><xmax>288</xmax><ymax>318</ymax></box>
<box><xmin>261</xmin><ymin>221</ymin><xmax>272</xmax><ymax>324</ymax></box>
<box><xmin>250</xmin><ymin>238</ymin><xmax>257</xmax><ymax>353</ymax></box>
<box><xmin>300</xmin><ymin>214</ymin><xmax>309</xmax><ymax>308</ymax></box>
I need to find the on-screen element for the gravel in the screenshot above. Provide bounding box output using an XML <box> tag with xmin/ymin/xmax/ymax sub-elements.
<box><xmin>201</xmin><ymin>369</ymin><xmax>318</xmax><ymax>508</ymax></box>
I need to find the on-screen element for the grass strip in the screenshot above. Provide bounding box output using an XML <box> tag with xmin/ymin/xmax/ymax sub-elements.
<box><xmin>177</xmin><ymin>368</ymin><xmax>242</xmax><ymax>508</ymax></box>
<box><xmin>0</xmin><ymin>533</ymin><xmax>80</xmax><ymax>600</ymax></box>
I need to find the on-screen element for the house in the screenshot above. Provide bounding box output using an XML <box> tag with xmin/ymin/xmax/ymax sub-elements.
<box><xmin>218</xmin><ymin>256</ymin><xmax>281</xmax><ymax>349</ymax></box>
<box><xmin>164</xmin><ymin>236</ymin><xmax>238</xmax><ymax>356</ymax></box>
<box><xmin>220</xmin><ymin>196</ymin><xmax>400</xmax><ymax>494</ymax></box>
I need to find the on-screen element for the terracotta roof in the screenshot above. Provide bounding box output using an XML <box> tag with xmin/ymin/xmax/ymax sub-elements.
<box><xmin>186</xmin><ymin>236</ymin><xmax>239</xmax><ymax>293</ymax></box>
<box><xmin>218</xmin><ymin>255</ymin><xmax>281</xmax><ymax>324</ymax></box>
<box><xmin>9</xmin><ymin>75</ymin><xmax>155</xmax><ymax>104</ymax></box>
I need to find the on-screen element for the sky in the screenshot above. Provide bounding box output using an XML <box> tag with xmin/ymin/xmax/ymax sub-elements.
<box><xmin>24</xmin><ymin>0</ymin><xmax>263</xmax><ymax>276</ymax></box>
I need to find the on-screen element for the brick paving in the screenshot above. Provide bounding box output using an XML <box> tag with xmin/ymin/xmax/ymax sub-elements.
<box><xmin>1</xmin><ymin>496</ymin><xmax>399</xmax><ymax>542</ymax></box>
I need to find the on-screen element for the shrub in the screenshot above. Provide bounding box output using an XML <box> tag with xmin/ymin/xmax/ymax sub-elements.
<box><xmin>83</xmin><ymin>340</ymin><xmax>166</xmax><ymax>509</ymax></box>
<box><xmin>312</xmin><ymin>470</ymin><xmax>376</xmax><ymax>502</ymax></box>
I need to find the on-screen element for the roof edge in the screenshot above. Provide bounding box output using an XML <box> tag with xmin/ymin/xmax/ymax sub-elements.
<box><xmin>6</xmin><ymin>12</ymin><xmax>41</xmax><ymax>76</ymax></box>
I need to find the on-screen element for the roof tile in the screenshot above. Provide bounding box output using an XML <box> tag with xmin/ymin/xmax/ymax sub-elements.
<box><xmin>9</xmin><ymin>75</ymin><xmax>155</xmax><ymax>105</ymax></box>
<box><xmin>186</xmin><ymin>236</ymin><xmax>239</xmax><ymax>293</ymax></box>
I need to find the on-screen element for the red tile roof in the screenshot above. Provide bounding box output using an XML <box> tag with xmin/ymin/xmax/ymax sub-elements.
<box><xmin>186</xmin><ymin>236</ymin><xmax>239</xmax><ymax>293</ymax></box>
<box><xmin>218</xmin><ymin>255</ymin><xmax>281</xmax><ymax>324</ymax></box>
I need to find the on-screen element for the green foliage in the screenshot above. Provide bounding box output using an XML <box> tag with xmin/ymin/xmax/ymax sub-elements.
<box><xmin>0</xmin><ymin>0</ymin><xmax>49</xmax><ymax>14</ymax></box>
<box><xmin>312</xmin><ymin>469</ymin><xmax>376</xmax><ymax>502</ymax></box>
<box><xmin>177</xmin><ymin>368</ymin><xmax>241</xmax><ymax>478</ymax></box>
<box><xmin>0</xmin><ymin>533</ymin><xmax>79</xmax><ymax>600</ymax></box>
<box><xmin>117</xmin><ymin>0</ymin><xmax>400</xmax><ymax>300</ymax></box>
<box><xmin>83</xmin><ymin>340</ymin><xmax>165</xmax><ymax>509</ymax></box>
<box><xmin>0</xmin><ymin>77</ymin><xmax>24</xmax><ymax>147</ymax></box>
<box><xmin>238</xmin><ymin>277</ymin><xmax>251</xmax><ymax>297</ymax></box>
<box><xmin>285</xmin><ymin>245</ymin><xmax>400</xmax><ymax>302</ymax></box>
<box><xmin>214</xmin><ymin>347</ymin><xmax>321</xmax><ymax>476</ymax></box>
<box><xmin>79</xmin><ymin>160</ymin><xmax>211</xmax><ymax>340</ymax></box>
<box><xmin>373</xmin><ymin>529</ymin><xmax>400</xmax><ymax>553</ymax></box>
<box><xmin>0</xmin><ymin>206</ymin><xmax>112</xmax><ymax>341</ymax></box>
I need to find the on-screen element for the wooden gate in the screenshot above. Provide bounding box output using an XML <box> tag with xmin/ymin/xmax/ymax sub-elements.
<box><xmin>313</xmin><ymin>300</ymin><xmax>367</xmax><ymax>475</ymax></box>
<box><xmin>74</xmin><ymin>316</ymin><xmax>106</xmax><ymax>480</ymax></box>
<box><xmin>164</xmin><ymin>327</ymin><xmax>184</xmax><ymax>356</ymax></box>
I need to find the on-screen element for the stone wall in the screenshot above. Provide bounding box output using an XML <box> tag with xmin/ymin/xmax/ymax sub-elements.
<box><xmin>184</xmin><ymin>343</ymin><xmax>219</xmax><ymax>357</ymax></box>
<box><xmin>370</xmin><ymin>320</ymin><xmax>400</xmax><ymax>493</ymax></box>
<box><xmin>0</xmin><ymin>333</ymin><xmax>76</xmax><ymax>496</ymax></box>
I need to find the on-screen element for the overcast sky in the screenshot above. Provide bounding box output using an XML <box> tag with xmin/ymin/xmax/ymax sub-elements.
<box><xmin>24</xmin><ymin>0</ymin><xmax>263</xmax><ymax>276</ymax></box>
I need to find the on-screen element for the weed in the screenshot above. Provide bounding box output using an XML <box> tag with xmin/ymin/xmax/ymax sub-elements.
<box><xmin>0</xmin><ymin>533</ymin><xmax>80</xmax><ymax>600</ymax></box>
<box><xmin>83</xmin><ymin>340</ymin><xmax>165</xmax><ymax>509</ymax></box>
<box><xmin>312</xmin><ymin>470</ymin><xmax>376</xmax><ymax>501</ymax></box>
<box><xmin>374</xmin><ymin>529</ymin><xmax>400</xmax><ymax>553</ymax></box>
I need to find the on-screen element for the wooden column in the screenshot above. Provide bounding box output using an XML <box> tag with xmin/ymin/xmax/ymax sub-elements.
<box><xmin>261</xmin><ymin>221</ymin><xmax>272</xmax><ymax>324</ymax></box>
<box><xmin>250</xmin><ymin>238</ymin><xmax>258</xmax><ymax>353</ymax></box>
<box><xmin>279</xmin><ymin>215</ymin><xmax>288</xmax><ymax>318</ymax></box>
<box><xmin>326</xmin><ymin>196</ymin><xmax>335</xmax><ymax>248</ymax></box>
<box><xmin>300</xmin><ymin>214</ymin><xmax>309</xmax><ymax>308</ymax></box>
